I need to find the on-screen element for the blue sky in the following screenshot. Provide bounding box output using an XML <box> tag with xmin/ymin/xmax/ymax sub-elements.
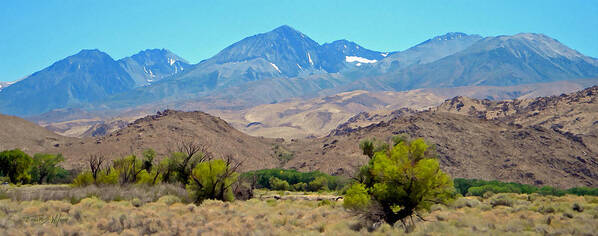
<box><xmin>1</xmin><ymin>0</ymin><xmax>597</xmax><ymax>82</ymax></box>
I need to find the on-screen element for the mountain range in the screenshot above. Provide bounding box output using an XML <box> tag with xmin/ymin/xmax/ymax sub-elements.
<box><xmin>1</xmin><ymin>25</ymin><xmax>598</xmax><ymax>118</ymax></box>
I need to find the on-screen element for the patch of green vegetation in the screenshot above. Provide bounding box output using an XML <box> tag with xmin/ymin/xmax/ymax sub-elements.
<box><xmin>454</xmin><ymin>178</ymin><xmax>598</xmax><ymax>197</ymax></box>
<box><xmin>0</xmin><ymin>149</ymin><xmax>70</xmax><ymax>185</ymax></box>
<box><xmin>241</xmin><ymin>168</ymin><xmax>348</xmax><ymax>191</ymax></box>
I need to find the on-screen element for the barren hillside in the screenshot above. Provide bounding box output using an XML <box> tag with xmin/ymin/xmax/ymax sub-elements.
<box><xmin>48</xmin><ymin>110</ymin><xmax>282</xmax><ymax>171</ymax></box>
<box><xmin>0</xmin><ymin>114</ymin><xmax>75</xmax><ymax>154</ymax></box>
<box><xmin>285</xmin><ymin>87</ymin><xmax>598</xmax><ymax>188</ymax></box>
<box><xmin>211</xmin><ymin>90</ymin><xmax>444</xmax><ymax>139</ymax></box>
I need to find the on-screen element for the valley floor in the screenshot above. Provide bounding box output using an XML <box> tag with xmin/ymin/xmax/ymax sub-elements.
<box><xmin>0</xmin><ymin>186</ymin><xmax>597</xmax><ymax>235</ymax></box>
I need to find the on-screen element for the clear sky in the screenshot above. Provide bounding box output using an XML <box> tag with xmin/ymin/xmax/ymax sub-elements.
<box><xmin>1</xmin><ymin>0</ymin><xmax>597</xmax><ymax>82</ymax></box>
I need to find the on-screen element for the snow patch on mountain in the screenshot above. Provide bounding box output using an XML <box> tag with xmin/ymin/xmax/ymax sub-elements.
<box><xmin>0</xmin><ymin>81</ymin><xmax>15</xmax><ymax>91</ymax></box>
<box><xmin>270</xmin><ymin>62</ymin><xmax>281</xmax><ymax>73</ymax></box>
<box><xmin>345</xmin><ymin>56</ymin><xmax>377</xmax><ymax>64</ymax></box>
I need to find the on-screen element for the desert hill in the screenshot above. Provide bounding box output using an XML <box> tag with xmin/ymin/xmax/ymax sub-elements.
<box><xmin>435</xmin><ymin>86</ymin><xmax>598</xmax><ymax>133</ymax></box>
<box><xmin>210</xmin><ymin>89</ymin><xmax>444</xmax><ymax>139</ymax></box>
<box><xmin>0</xmin><ymin>114</ymin><xmax>74</xmax><ymax>154</ymax></box>
<box><xmin>436</xmin><ymin>86</ymin><xmax>598</xmax><ymax>153</ymax></box>
<box><xmin>284</xmin><ymin>87</ymin><xmax>598</xmax><ymax>188</ymax></box>
<box><xmin>49</xmin><ymin>110</ymin><xmax>282</xmax><ymax>171</ymax></box>
<box><xmin>0</xmin><ymin>110</ymin><xmax>282</xmax><ymax>172</ymax></box>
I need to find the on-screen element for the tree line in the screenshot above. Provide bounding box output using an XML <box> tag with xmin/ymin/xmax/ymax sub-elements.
<box><xmin>71</xmin><ymin>140</ymin><xmax>247</xmax><ymax>203</ymax></box>
<box><xmin>454</xmin><ymin>178</ymin><xmax>598</xmax><ymax>197</ymax></box>
<box><xmin>240</xmin><ymin>168</ymin><xmax>348</xmax><ymax>192</ymax></box>
<box><xmin>0</xmin><ymin>149</ymin><xmax>68</xmax><ymax>184</ymax></box>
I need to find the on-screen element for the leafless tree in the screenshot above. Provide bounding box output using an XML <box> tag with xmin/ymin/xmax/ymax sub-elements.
<box><xmin>175</xmin><ymin>139</ymin><xmax>209</xmax><ymax>183</ymax></box>
<box><xmin>88</xmin><ymin>154</ymin><xmax>105</xmax><ymax>181</ymax></box>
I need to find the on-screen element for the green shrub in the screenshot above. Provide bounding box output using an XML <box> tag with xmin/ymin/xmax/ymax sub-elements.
<box><xmin>157</xmin><ymin>195</ymin><xmax>181</xmax><ymax>205</ymax></box>
<box><xmin>97</xmin><ymin>168</ymin><xmax>119</xmax><ymax>185</ymax></box>
<box><xmin>318</xmin><ymin>199</ymin><xmax>334</xmax><ymax>207</ymax></box>
<box><xmin>490</xmin><ymin>194</ymin><xmax>514</xmax><ymax>207</ymax></box>
<box><xmin>269</xmin><ymin>177</ymin><xmax>290</xmax><ymax>190</ymax></box>
<box><xmin>72</xmin><ymin>172</ymin><xmax>94</xmax><ymax>187</ymax></box>
<box><xmin>572</xmin><ymin>203</ymin><xmax>584</xmax><ymax>212</ymax></box>
<box><xmin>131</xmin><ymin>198</ymin><xmax>142</xmax><ymax>207</ymax></box>
<box><xmin>452</xmin><ymin>198</ymin><xmax>480</xmax><ymax>208</ymax></box>
<box><xmin>539</xmin><ymin>205</ymin><xmax>555</xmax><ymax>214</ymax></box>
<box><xmin>308</xmin><ymin>176</ymin><xmax>329</xmax><ymax>192</ymax></box>
<box><xmin>136</xmin><ymin>169</ymin><xmax>162</xmax><ymax>185</ymax></box>
<box><xmin>293</xmin><ymin>182</ymin><xmax>307</xmax><ymax>191</ymax></box>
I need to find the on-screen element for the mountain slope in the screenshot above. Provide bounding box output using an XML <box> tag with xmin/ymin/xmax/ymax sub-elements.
<box><xmin>377</xmin><ymin>32</ymin><xmax>482</xmax><ymax>71</ymax></box>
<box><xmin>118</xmin><ymin>49</ymin><xmax>190</xmax><ymax>86</ymax></box>
<box><xmin>435</xmin><ymin>85</ymin><xmax>598</xmax><ymax>153</ymax></box>
<box><xmin>0</xmin><ymin>114</ymin><xmax>74</xmax><ymax>154</ymax></box>
<box><xmin>204</xmin><ymin>25</ymin><xmax>323</xmax><ymax>77</ymax></box>
<box><xmin>383</xmin><ymin>33</ymin><xmax>598</xmax><ymax>90</ymax></box>
<box><xmin>0</xmin><ymin>49</ymin><xmax>135</xmax><ymax>116</ymax></box>
<box><xmin>284</xmin><ymin>87</ymin><xmax>598</xmax><ymax>188</ymax></box>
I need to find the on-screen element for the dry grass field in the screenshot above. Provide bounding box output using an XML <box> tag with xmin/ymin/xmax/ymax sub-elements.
<box><xmin>1</xmin><ymin>185</ymin><xmax>597</xmax><ymax>235</ymax></box>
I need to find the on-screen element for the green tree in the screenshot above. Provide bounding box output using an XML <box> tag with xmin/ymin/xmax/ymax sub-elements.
<box><xmin>345</xmin><ymin>138</ymin><xmax>454</xmax><ymax>230</ymax></box>
<box><xmin>157</xmin><ymin>155</ymin><xmax>178</xmax><ymax>183</ymax></box>
<box><xmin>0</xmin><ymin>149</ymin><xmax>33</xmax><ymax>184</ymax></box>
<box><xmin>187</xmin><ymin>158</ymin><xmax>240</xmax><ymax>204</ymax></box>
<box><xmin>113</xmin><ymin>155</ymin><xmax>145</xmax><ymax>184</ymax></box>
<box><xmin>30</xmin><ymin>153</ymin><xmax>68</xmax><ymax>184</ymax></box>
<box><xmin>142</xmin><ymin>149</ymin><xmax>156</xmax><ymax>172</ymax></box>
